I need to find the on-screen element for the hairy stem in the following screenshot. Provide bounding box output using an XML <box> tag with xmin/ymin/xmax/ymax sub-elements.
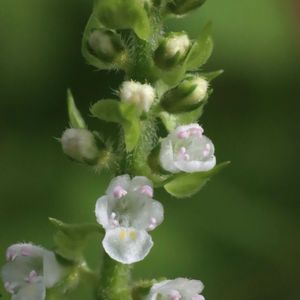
<box><xmin>97</xmin><ymin>253</ymin><xmax>132</xmax><ymax>300</ymax></box>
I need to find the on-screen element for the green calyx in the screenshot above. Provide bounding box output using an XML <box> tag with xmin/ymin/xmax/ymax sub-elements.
<box><xmin>154</xmin><ymin>32</ymin><xmax>191</xmax><ymax>70</ymax></box>
<box><xmin>87</xmin><ymin>29</ymin><xmax>126</xmax><ymax>63</ymax></box>
<box><xmin>160</xmin><ymin>76</ymin><xmax>209</xmax><ymax>114</ymax></box>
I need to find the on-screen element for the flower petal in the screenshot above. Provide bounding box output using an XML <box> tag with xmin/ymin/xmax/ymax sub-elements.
<box><xmin>174</xmin><ymin>123</ymin><xmax>203</xmax><ymax>136</ymax></box>
<box><xmin>131</xmin><ymin>176</ymin><xmax>153</xmax><ymax>194</ymax></box>
<box><xmin>12</xmin><ymin>280</ymin><xmax>45</xmax><ymax>300</ymax></box>
<box><xmin>95</xmin><ymin>196</ymin><xmax>110</xmax><ymax>229</ymax></box>
<box><xmin>174</xmin><ymin>156</ymin><xmax>216</xmax><ymax>173</ymax></box>
<box><xmin>159</xmin><ymin>139</ymin><xmax>179</xmax><ymax>173</ymax></box>
<box><xmin>43</xmin><ymin>250</ymin><xmax>64</xmax><ymax>288</ymax></box>
<box><xmin>106</xmin><ymin>175</ymin><xmax>131</xmax><ymax>198</ymax></box>
<box><xmin>148</xmin><ymin>278</ymin><xmax>204</xmax><ymax>300</ymax></box>
<box><xmin>145</xmin><ymin>200</ymin><xmax>164</xmax><ymax>231</ymax></box>
<box><xmin>102</xmin><ymin>227</ymin><xmax>153</xmax><ymax>264</ymax></box>
<box><xmin>2</xmin><ymin>256</ymin><xmax>43</xmax><ymax>289</ymax></box>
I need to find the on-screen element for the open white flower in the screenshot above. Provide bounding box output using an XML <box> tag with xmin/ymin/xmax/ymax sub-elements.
<box><xmin>95</xmin><ymin>175</ymin><xmax>164</xmax><ymax>264</ymax></box>
<box><xmin>119</xmin><ymin>81</ymin><xmax>155</xmax><ymax>113</ymax></box>
<box><xmin>147</xmin><ymin>278</ymin><xmax>205</xmax><ymax>300</ymax></box>
<box><xmin>2</xmin><ymin>243</ymin><xmax>65</xmax><ymax>300</ymax></box>
<box><xmin>159</xmin><ymin>124</ymin><xmax>216</xmax><ymax>173</ymax></box>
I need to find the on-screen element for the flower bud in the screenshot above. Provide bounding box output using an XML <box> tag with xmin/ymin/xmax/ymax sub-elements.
<box><xmin>167</xmin><ymin>0</ymin><xmax>206</xmax><ymax>15</ymax></box>
<box><xmin>61</xmin><ymin>128</ymin><xmax>100</xmax><ymax>165</ymax></box>
<box><xmin>160</xmin><ymin>76</ymin><xmax>208</xmax><ymax>114</ymax></box>
<box><xmin>119</xmin><ymin>81</ymin><xmax>155</xmax><ymax>113</ymax></box>
<box><xmin>154</xmin><ymin>32</ymin><xmax>190</xmax><ymax>70</ymax></box>
<box><xmin>87</xmin><ymin>29</ymin><xmax>125</xmax><ymax>63</ymax></box>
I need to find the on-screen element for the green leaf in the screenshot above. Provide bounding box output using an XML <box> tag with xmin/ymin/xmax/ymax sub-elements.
<box><xmin>90</xmin><ymin>99</ymin><xmax>123</xmax><ymax>123</ymax></box>
<box><xmin>94</xmin><ymin>0</ymin><xmax>151</xmax><ymax>40</ymax></box>
<box><xmin>119</xmin><ymin>103</ymin><xmax>141</xmax><ymax>152</ymax></box>
<box><xmin>154</xmin><ymin>64</ymin><xmax>186</xmax><ymax>86</ymax></box>
<box><xmin>49</xmin><ymin>218</ymin><xmax>103</xmax><ymax>261</ymax></box>
<box><xmin>164</xmin><ymin>162</ymin><xmax>230</xmax><ymax>198</ymax></box>
<box><xmin>185</xmin><ymin>22</ymin><xmax>214</xmax><ymax>70</ymax></box>
<box><xmin>67</xmin><ymin>90</ymin><xmax>87</xmax><ymax>129</ymax></box>
<box><xmin>91</xmin><ymin>100</ymin><xmax>141</xmax><ymax>152</ymax></box>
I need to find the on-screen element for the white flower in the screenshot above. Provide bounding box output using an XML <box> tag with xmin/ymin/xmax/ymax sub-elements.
<box><xmin>159</xmin><ymin>124</ymin><xmax>216</xmax><ymax>173</ymax></box>
<box><xmin>2</xmin><ymin>243</ymin><xmax>65</xmax><ymax>300</ymax></box>
<box><xmin>119</xmin><ymin>81</ymin><xmax>155</xmax><ymax>113</ymax></box>
<box><xmin>147</xmin><ymin>278</ymin><xmax>205</xmax><ymax>300</ymax></box>
<box><xmin>61</xmin><ymin>128</ymin><xmax>99</xmax><ymax>164</ymax></box>
<box><xmin>95</xmin><ymin>175</ymin><xmax>164</xmax><ymax>264</ymax></box>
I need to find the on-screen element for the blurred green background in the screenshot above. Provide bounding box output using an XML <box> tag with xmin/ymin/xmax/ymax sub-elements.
<box><xmin>1</xmin><ymin>0</ymin><xmax>299</xmax><ymax>299</ymax></box>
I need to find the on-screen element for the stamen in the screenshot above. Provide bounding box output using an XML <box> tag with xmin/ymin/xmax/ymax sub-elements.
<box><xmin>203</xmin><ymin>150</ymin><xmax>209</xmax><ymax>157</ymax></box>
<box><xmin>110</xmin><ymin>212</ymin><xmax>119</xmax><ymax>226</ymax></box>
<box><xmin>6</xmin><ymin>249</ymin><xmax>17</xmax><ymax>262</ymax></box>
<box><xmin>25</xmin><ymin>270</ymin><xmax>38</xmax><ymax>284</ymax></box>
<box><xmin>177</xmin><ymin>130</ymin><xmax>189</xmax><ymax>139</ymax></box>
<box><xmin>140</xmin><ymin>185</ymin><xmax>153</xmax><ymax>197</ymax></box>
<box><xmin>148</xmin><ymin>217</ymin><xmax>157</xmax><ymax>230</ymax></box>
<box><xmin>21</xmin><ymin>246</ymin><xmax>31</xmax><ymax>257</ymax></box>
<box><xmin>179</xmin><ymin>147</ymin><xmax>187</xmax><ymax>155</ymax></box>
<box><xmin>169</xmin><ymin>290</ymin><xmax>182</xmax><ymax>300</ymax></box>
<box><xmin>179</xmin><ymin>147</ymin><xmax>189</xmax><ymax>160</ymax></box>
<box><xmin>113</xmin><ymin>186</ymin><xmax>127</xmax><ymax>199</ymax></box>
<box><xmin>189</xmin><ymin>126</ymin><xmax>203</xmax><ymax>136</ymax></box>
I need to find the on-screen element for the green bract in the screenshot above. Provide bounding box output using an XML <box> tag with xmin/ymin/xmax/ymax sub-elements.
<box><xmin>67</xmin><ymin>90</ymin><xmax>86</xmax><ymax>129</ymax></box>
<box><xmin>164</xmin><ymin>162</ymin><xmax>230</xmax><ymax>198</ymax></box>
<box><xmin>94</xmin><ymin>0</ymin><xmax>151</xmax><ymax>40</ymax></box>
<box><xmin>49</xmin><ymin>218</ymin><xmax>103</xmax><ymax>262</ymax></box>
<box><xmin>91</xmin><ymin>100</ymin><xmax>141</xmax><ymax>152</ymax></box>
<box><xmin>185</xmin><ymin>22</ymin><xmax>214</xmax><ymax>70</ymax></box>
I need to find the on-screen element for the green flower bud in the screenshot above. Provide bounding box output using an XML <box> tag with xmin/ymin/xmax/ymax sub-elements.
<box><xmin>154</xmin><ymin>32</ymin><xmax>190</xmax><ymax>70</ymax></box>
<box><xmin>167</xmin><ymin>0</ymin><xmax>206</xmax><ymax>15</ymax></box>
<box><xmin>61</xmin><ymin>128</ymin><xmax>100</xmax><ymax>165</ymax></box>
<box><xmin>87</xmin><ymin>29</ymin><xmax>125</xmax><ymax>63</ymax></box>
<box><xmin>160</xmin><ymin>76</ymin><xmax>208</xmax><ymax>114</ymax></box>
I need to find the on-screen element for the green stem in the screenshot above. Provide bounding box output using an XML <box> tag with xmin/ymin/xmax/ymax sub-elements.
<box><xmin>97</xmin><ymin>253</ymin><xmax>132</xmax><ymax>300</ymax></box>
